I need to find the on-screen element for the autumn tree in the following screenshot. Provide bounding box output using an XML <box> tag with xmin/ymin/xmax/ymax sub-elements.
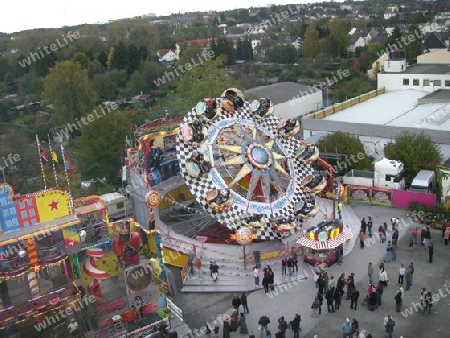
<box><xmin>317</xmin><ymin>131</ymin><xmax>372</xmax><ymax>175</ymax></box>
<box><xmin>303</xmin><ymin>26</ymin><xmax>320</xmax><ymax>58</ymax></box>
<box><xmin>385</xmin><ymin>131</ymin><xmax>443</xmax><ymax>185</ymax></box>
<box><xmin>42</xmin><ymin>60</ymin><xmax>98</xmax><ymax>127</ymax></box>
<box><xmin>75</xmin><ymin>108</ymin><xmax>146</xmax><ymax>185</ymax></box>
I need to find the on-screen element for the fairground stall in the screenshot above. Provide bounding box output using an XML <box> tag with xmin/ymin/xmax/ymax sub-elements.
<box><xmin>0</xmin><ymin>183</ymin><xmax>171</xmax><ymax>338</ymax></box>
<box><xmin>297</xmin><ymin>219</ymin><xmax>353</xmax><ymax>267</ymax></box>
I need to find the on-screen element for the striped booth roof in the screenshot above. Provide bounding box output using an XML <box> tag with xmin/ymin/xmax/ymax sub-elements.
<box><xmin>297</xmin><ymin>228</ymin><xmax>353</xmax><ymax>250</ymax></box>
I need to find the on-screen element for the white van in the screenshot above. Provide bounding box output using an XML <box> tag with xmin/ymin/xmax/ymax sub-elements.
<box><xmin>409</xmin><ymin>170</ymin><xmax>436</xmax><ymax>194</ymax></box>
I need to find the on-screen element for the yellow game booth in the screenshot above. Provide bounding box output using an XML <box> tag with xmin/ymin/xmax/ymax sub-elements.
<box><xmin>297</xmin><ymin>220</ymin><xmax>353</xmax><ymax>267</ymax></box>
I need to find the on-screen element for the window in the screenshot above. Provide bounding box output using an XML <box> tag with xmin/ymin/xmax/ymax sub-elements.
<box><xmin>3</xmin><ymin>209</ymin><xmax>9</xmax><ymax>217</ymax></box>
<box><xmin>21</xmin><ymin>211</ymin><xmax>27</xmax><ymax>218</ymax></box>
<box><xmin>27</xmin><ymin>200</ymin><xmax>32</xmax><ymax>206</ymax></box>
<box><xmin>434</xmin><ymin>80</ymin><xmax>441</xmax><ymax>86</ymax></box>
<box><xmin>445</xmin><ymin>80</ymin><xmax>450</xmax><ymax>87</ymax></box>
<box><xmin>0</xmin><ymin>198</ymin><xmax>6</xmax><ymax>206</ymax></box>
<box><xmin>403</xmin><ymin>79</ymin><xmax>409</xmax><ymax>86</ymax></box>
<box><xmin>29</xmin><ymin>209</ymin><xmax>35</xmax><ymax>217</ymax></box>
<box><xmin>23</xmin><ymin>221</ymin><xmax>29</xmax><ymax>227</ymax></box>
<box><xmin>423</xmin><ymin>79</ymin><xmax>430</xmax><ymax>86</ymax></box>
<box><xmin>413</xmin><ymin>79</ymin><xmax>419</xmax><ymax>86</ymax></box>
<box><xmin>116</xmin><ymin>201</ymin><xmax>124</xmax><ymax>209</ymax></box>
<box><xmin>19</xmin><ymin>201</ymin><xmax>25</xmax><ymax>208</ymax></box>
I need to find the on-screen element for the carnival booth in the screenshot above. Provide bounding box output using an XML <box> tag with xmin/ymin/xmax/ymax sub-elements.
<box><xmin>297</xmin><ymin>220</ymin><xmax>353</xmax><ymax>267</ymax></box>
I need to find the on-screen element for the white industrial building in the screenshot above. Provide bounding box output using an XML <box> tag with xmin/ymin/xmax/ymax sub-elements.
<box><xmin>300</xmin><ymin>48</ymin><xmax>450</xmax><ymax>162</ymax></box>
<box><xmin>245</xmin><ymin>82</ymin><xmax>323</xmax><ymax>120</ymax></box>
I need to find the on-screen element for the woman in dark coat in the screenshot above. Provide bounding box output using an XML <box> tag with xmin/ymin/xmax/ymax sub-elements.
<box><xmin>223</xmin><ymin>321</ymin><xmax>230</xmax><ymax>338</ymax></box>
<box><xmin>368</xmin><ymin>290</ymin><xmax>378</xmax><ymax>311</ymax></box>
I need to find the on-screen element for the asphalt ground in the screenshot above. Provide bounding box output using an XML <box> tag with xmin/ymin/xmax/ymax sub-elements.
<box><xmin>167</xmin><ymin>204</ymin><xmax>450</xmax><ymax>338</ymax></box>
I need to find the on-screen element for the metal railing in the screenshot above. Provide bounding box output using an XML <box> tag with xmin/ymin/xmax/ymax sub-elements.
<box><xmin>126</xmin><ymin>318</ymin><xmax>170</xmax><ymax>338</ymax></box>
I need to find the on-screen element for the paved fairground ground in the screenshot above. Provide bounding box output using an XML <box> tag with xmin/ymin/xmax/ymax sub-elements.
<box><xmin>166</xmin><ymin>202</ymin><xmax>450</xmax><ymax>338</ymax></box>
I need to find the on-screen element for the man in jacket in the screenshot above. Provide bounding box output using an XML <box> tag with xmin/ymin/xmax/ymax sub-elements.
<box><xmin>350</xmin><ymin>288</ymin><xmax>360</xmax><ymax>310</ymax></box>
<box><xmin>258</xmin><ymin>315</ymin><xmax>270</xmax><ymax>338</ymax></box>
<box><xmin>384</xmin><ymin>315</ymin><xmax>395</xmax><ymax>338</ymax></box>
<box><xmin>232</xmin><ymin>295</ymin><xmax>241</xmax><ymax>314</ymax></box>
<box><xmin>342</xmin><ymin>318</ymin><xmax>352</xmax><ymax>338</ymax></box>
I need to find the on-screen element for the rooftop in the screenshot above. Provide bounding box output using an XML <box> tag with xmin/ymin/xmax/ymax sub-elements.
<box><xmin>322</xmin><ymin>89</ymin><xmax>450</xmax><ymax>131</ymax></box>
<box><xmin>245</xmin><ymin>82</ymin><xmax>320</xmax><ymax>105</ymax></box>
<box><xmin>383</xmin><ymin>63</ymin><xmax>450</xmax><ymax>75</ymax></box>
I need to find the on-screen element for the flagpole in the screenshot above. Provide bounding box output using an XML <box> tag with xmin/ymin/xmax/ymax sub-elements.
<box><xmin>60</xmin><ymin>144</ymin><xmax>71</xmax><ymax>194</ymax></box>
<box><xmin>48</xmin><ymin>135</ymin><xmax>58</xmax><ymax>187</ymax></box>
<box><xmin>35</xmin><ymin>135</ymin><xmax>47</xmax><ymax>189</ymax></box>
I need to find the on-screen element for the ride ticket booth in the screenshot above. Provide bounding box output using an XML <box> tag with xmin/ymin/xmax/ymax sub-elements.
<box><xmin>297</xmin><ymin>220</ymin><xmax>353</xmax><ymax>267</ymax></box>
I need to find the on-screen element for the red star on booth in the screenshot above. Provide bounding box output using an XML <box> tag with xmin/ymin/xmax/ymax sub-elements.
<box><xmin>48</xmin><ymin>200</ymin><xmax>59</xmax><ymax>211</ymax></box>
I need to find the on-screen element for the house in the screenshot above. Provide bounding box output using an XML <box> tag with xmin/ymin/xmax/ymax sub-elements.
<box><xmin>278</xmin><ymin>36</ymin><xmax>302</xmax><ymax>51</ymax></box>
<box><xmin>377</xmin><ymin>52</ymin><xmax>450</xmax><ymax>92</ymax></box>
<box><xmin>422</xmin><ymin>32</ymin><xmax>450</xmax><ymax>53</ymax></box>
<box><xmin>157</xmin><ymin>45</ymin><xmax>180</xmax><ymax>62</ymax></box>
<box><xmin>417</xmin><ymin>48</ymin><xmax>450</xmax><ymax>64</ymax></box>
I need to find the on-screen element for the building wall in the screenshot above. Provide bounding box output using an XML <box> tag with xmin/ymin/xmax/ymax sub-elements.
<box><xmin>274</xmin><ymin>90</ymin><xmax>323</xmax><ymax>119</ymax></box>
<box><xmin>417</xmin><ymin>49</ymin><xmax>450</xmax><ymax>64</ymax></box>
<box><xmin>378</xmin><ymin>73</ymin><xmax>450</xmax><ymax>92</ymax></box>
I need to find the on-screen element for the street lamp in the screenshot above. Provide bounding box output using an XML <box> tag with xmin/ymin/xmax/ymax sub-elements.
<box><xmin>231</xmin><ymin>228</ymin><xmax>256</xmax><ymax>269</ymax></box>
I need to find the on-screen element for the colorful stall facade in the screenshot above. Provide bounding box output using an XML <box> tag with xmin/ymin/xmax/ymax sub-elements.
<box><xmin>0</xmin><ymin>183</ymin><xmax>169</xmax><ymax>338</ymax></box>
<box><xmin>297</xmin><ymin>220</ymin><xmax>353</xmax><ymax>267</ymax></box>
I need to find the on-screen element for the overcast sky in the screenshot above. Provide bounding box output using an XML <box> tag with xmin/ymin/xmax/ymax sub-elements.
<box><xmin>1</xmin><ymin>0</ymin><xmax>345</xmax><ymax>33</ymax></box>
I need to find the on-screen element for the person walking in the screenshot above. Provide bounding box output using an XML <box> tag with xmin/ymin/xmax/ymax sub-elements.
<box><xmin>351</xmin><ymin>319</ymin><xmax>359</xmax><ymax>337</ymax></box>
<box><xmin>376</xmin><ymin>281</ymin><xmax>384</xmax><ymax>306</ymax></box>
<box><xmin>378</xmin><ymin>225</ymin><xmax>386</xmax><ymax>243</ymax></box>
<box><xmin>368</xmin><ymin>262</ymin><xmax>373</xmax><ymax>285</ymax></box>
<box><xmin>398</xmin><ymin>264</ymin><xmax>406</xmax><ymax>285</ymax></box>
<box><xmin>316</xmin><ymin>291</ymin><xmax>323</xmax><ymax>315</ymax></box>
<box><xmin>384</xmin><ymin>315</ymin><xmax>395</xmax><ymax>338</ymax></box>
<box><xmin>350</xmin><ymin>288</ymin><xmax>360</xmax><ymax>310</ymax></box>
<box><xmin>281</xmin><ymin>258</ymin><xmax>287</xmax><ymax>275</ymax></box>
<box><xmin>223</xmin><ymin>320</ymin><xmax>231</xmax><ymax>338</ymax></box>
<box><xmin>258</xmin><ymin>314</ymin><xmax>270</xmax><ymax>338</ymax></box>
<box><xmin>326</xmin><ymin>287</ymin><xmax>335</xmax><ymax>313</ymax></box>
<box><xmin>422</xmin><ymin>291</ymin><xmax>433</xmax><ymax>315</ymax></box>
<box><xmin>395</xmin><ymin>285</ymin><xmax>403</xmax><ymax>312</ymax></box>
<box><xmin>361</xmin><ymin>218</ymin><xmax>367</xmax><ymax>235</ymax></box>
<box><xmin>253</xmin><ymin>267</ymin><xmax>260</xmax><ymax>288</ymax></box>
<box><xmin>444</xmin><ymin>226</ymin><xmax>450</xmax><ymax>245</ymax></box>
<box><xmin>384</xmin><ymin>241</ymin><xmax>393</xmax><ymax>262</ymax></box>
<box><xmin>379</xmin><ymin>267</ymin><xmax>389</xmax><ymax>287</ymax></box>
<box><xmin>420</xmin><ymin>226</ymin><xmax>426</xmax><ymax>246</ymax></box>
<box><xmin>367</xmin><ymin>216</ymin><xmax>373</xmax><ymax>237</ymax></box>
<box><xmin>404</xmin><ymin>263</ymin><xmax>413</xmax><ymax>291</ymax></box>
<box><xmin>360</xmin><ymin>231</ymin><xmax>365</xmax><ymax>249</ymax></box>
<box><xmin>412</xmin><ymin>227</ymin><xmax>418</xmax><ymax>245</ymax></box>
<box><xmin>429</xmin><ymin>242</ymin><xmax>434</xmax><ymax>263</ymax></box>
<box><xmin>290</xmin><ymin>314</ymin><xmax>301</xmax><ymax>338</ymax></box>
<box><xmin>338</xmin><ymin>201</ymin><xmax>343</xmax><ymax>220</ymax></box>
<box><xmin>342</xmin><ymin>318</ymin><xmax>353</xmax><ymax>338</ymax></box>
<box><xmin>334</xmin><ymin>283</ymin><xmax>343</xmax><ymax>310</ymax></box>
<box><xmin>232</xmin><ymin>295</ymin><xmax>241</xmax><ymax>314</ymax></box>
<box><xmin>241</xmin><ymin>293</ymin><xmax>249</xmax><ymax>314</ymax></box>
<box><xmin>277</xmin><ymin>317</ymin><xmax>288</xmax><ymax>338</ymax></box>
<box><xmin>239</xmin><ymin>313</ymin><xmax>249</xmax><ymax>334</ymax></box>
<box><xmin>291</xmin><ymin>251</ymin><xmax>298</xmax><ymax>272</ymax></box>
<box><xmin>424</xmin><ymin>227</ymin><xmax>431</xmax><ymax>249</ymax></box>
<box><xmin>311</xmin><ymin>297</ymin><xmax>320</xmax><ymax>317</ymax></box>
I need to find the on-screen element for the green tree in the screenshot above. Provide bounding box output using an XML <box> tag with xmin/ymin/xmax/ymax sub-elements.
<box><xmin>97</xmin><ymin>51</ymin><xmax>108</xmax><ymax>69</ymax></box>
<box><xmin>75</xmin><ymin>108</ymin><xmax>146</xmax><ymax>185</ymax></box>
<box><xmin>385</xmin><ymin>131</ymin><xmax>443</xmax><ymax>185</ymax></box>
<box><xmin>71</xmin><ymin>52</ymin><xmax>90</xmax><ymax>69</ymax></box>
<box><xmin>317</xmin><ymin>131</ymin><xmax>372</xmax><ymax>175</ymax></box>
<box><xmin>112</xmin><ymin>42</ymin><xmax>127</xmax><ymax>70</ymax></box>
<box><xmin>126</xmin><ymin>44</ymin><xmax>141</xmax><ymax>75</ymax></box>
<box><xmin>332</xmin><ymin>76</ymin><xmax>375</xmax><ymax>103</ymax></box>
<box><xmin>405</xmin><ymin>25</ymin><xmax>423</xmax><ymax>64</ymax></box>
<box><xmin>156</xmin><ymin>59</ymin><xmax>238</xmax><ymax>116</ymax></box>
<box><xmin>267</xmin><ymin>45</ymin><xmax>298</xmax><ymax>64</ymax></box>
<box><xmin>4</xmin><ymin>72</ymin><xmax>16</xmax><ymax>94</ymax></box>
<box><xmin>0</xmin><ymin>102</ymin><xmax>9</xmax><ymax>122</ymax></box>
<box><xmin>303</xmin><ymin>26</ymin><xmax>320</xmax><ymax>58</ymax></box>
<box><xmin>92</xmin><ymin>73</ymin><xmax>119</xmax><ymax>100</ymax></box>
<box><xmin>17</xmin><ymin>72</ymin><xmax>43</xmax><ymax>96</ymax></box>
<box><xmin>329</xmin><ymin>18</ymin><xmax>349</xmax><ymax>57</ymax></box>
<box><xmin>42</xmin><ymin>61</ymin><xmax>98</xmax><ymax>127</ymax></box>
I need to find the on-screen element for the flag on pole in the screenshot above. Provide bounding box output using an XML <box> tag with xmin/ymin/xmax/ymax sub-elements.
<box><xmin>36</xmin><ymin>135</ymin><xmax>48</xmax><ymax>163</ymax></box>
<box><xmin>48</xmin><ymin>137</ymin><xmax>58</xmax><ymax>163</ymax></box>
<box><xmin>60</xmin><ymin>145</ymin><xmax>74</xmax><ymax>170</ymax></box>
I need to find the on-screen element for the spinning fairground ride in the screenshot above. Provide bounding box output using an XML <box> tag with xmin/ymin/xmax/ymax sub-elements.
<box><xmin>176</xmin><ymin>88</ymin><xmax>331</xmax><ymax>242</ymax></box>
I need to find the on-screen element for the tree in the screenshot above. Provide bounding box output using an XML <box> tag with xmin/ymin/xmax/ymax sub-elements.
<box><xmin>317</xmin><ymin>131</ymin><xmax>372</xmax><ymax>175</ymax></box>
<box><xmin>97</xmin><ymin>51</ymin><xmax>108</xmax><ymax>69</ymax></box>
<box><xmin>42</xmin><ymin>61</ymin><xmax>98</xmax><ymax>127</ymax></box>
<box><xmin>156</xmin><ymin>59</ymin><xmax>238</xmax><ymax>116</ymax></box>
<box><xmin>332</xmin><ymin>76</ymin><xmax>375</xmax><ymax>103</ymax></box>
<box><xmin>17</xmin><ymin>72</ymin><xmax>43</xmax><ymax>96</ymax></box>
<box><xmin>0</xmin><ymin>102</ymin><xmax>9</xmax><ymax>122</ymax></box>
<box><xmin>303</xmin><ymin>26</ymin><xmax>320</xmax><ymax>58</ymax></box>
<box><xmin>71</xmin><ymin>52</ymin><xmax>90</xmax><ymax>69</ymax></box>
<box><xmin>3</xmin><ymin>72</ymin><xmax>16</xmax><ymax>94</ymax></box>
<box><xmin>126</xmin><ymin>44</ymin><xmax>141</xmax><ymax>75</ymax></box>
<box><xmin>267</xmin><ymin>45</ymin><xmax>298</xmax><ymax>64</ymax></box>
<box><xmin>75</xmin><ymin>108</ymin><xmax>146</xmax><ymax>185</ymax></box>
<box><xmin>329</xmin><ymin>18</ymin><xmax>349</xmax><ymax>57</ymax></box>
<box><xmin>385</xmin><ymin>131</ymin><xmax>443</xmax><ymax>185</ymax></box>
<box><xmin>405</xmin><ymin>25</ymin><xmax>423</xmax><ymax>64</ymax></box>
<box><xmin>112</xmin><ymin>42</ymin><xmax>127</xmax><ymax>70</ymax></box>
<box><xmin>92</xmin><ymin>73</ymin><xmax>119</xmax><ymax>101</ymax></box>
<box><xmin>387</xmin><ymin>26</ymin><xmax>402</xmax><ymax>48</ymax></box>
